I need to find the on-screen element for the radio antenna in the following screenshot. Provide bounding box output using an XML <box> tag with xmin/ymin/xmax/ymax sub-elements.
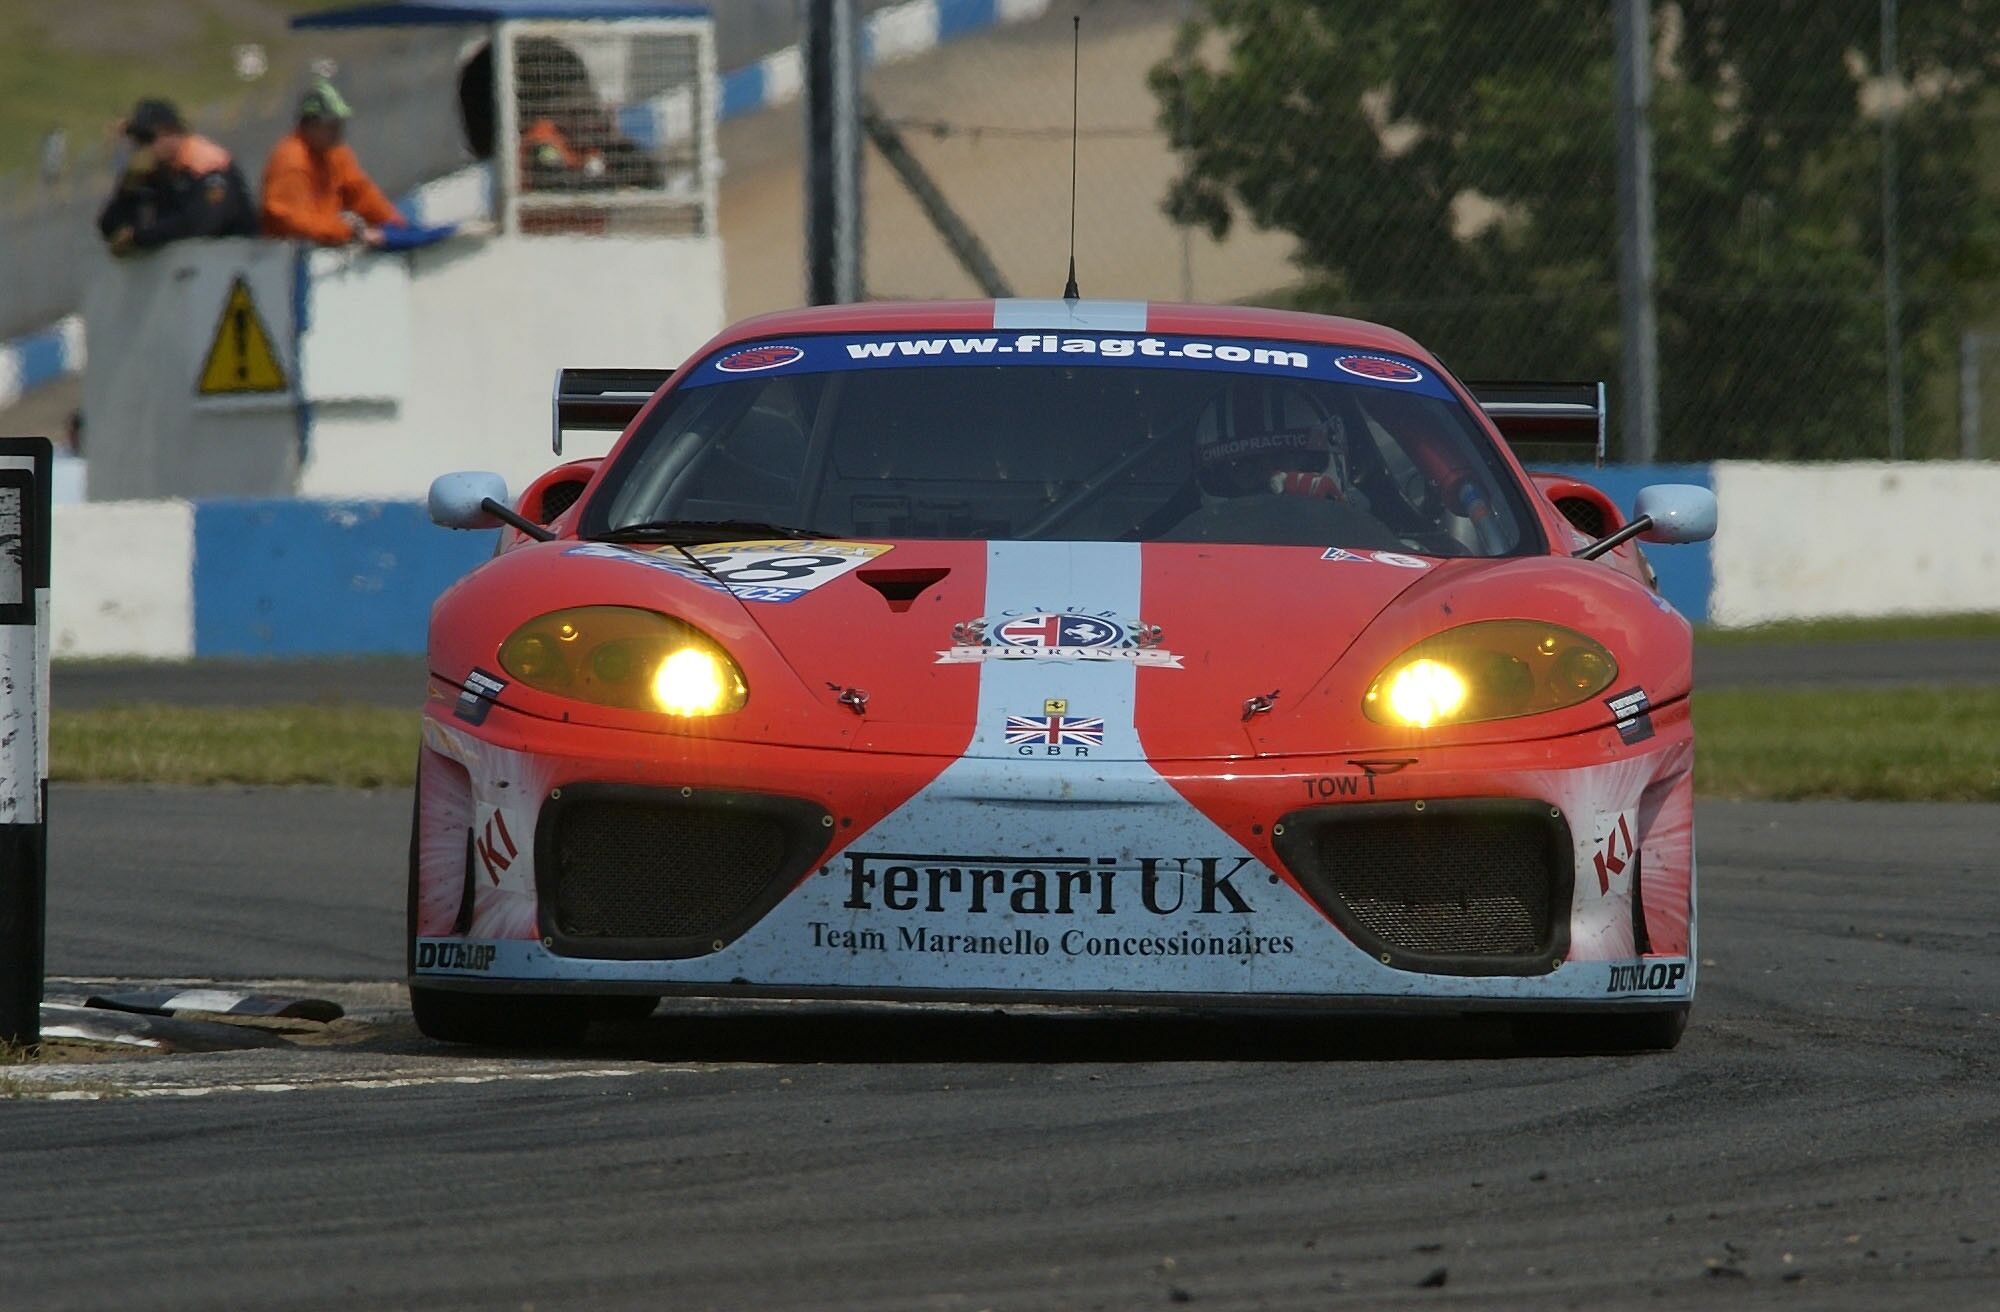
<box><xmin>1062</xmin><ymin>14</ymin><xmax>1081</xmax><ymax>301</ymax></box>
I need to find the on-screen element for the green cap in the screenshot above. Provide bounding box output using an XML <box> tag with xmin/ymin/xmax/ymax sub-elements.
<box><xmin>298</xmin><ymin>78</ymin><xmax>353</xmax><ymax>122</ymax></box>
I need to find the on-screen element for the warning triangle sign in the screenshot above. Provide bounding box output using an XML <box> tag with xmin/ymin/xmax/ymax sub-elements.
<box><xmin>197</xmin><ymin>277</ymin><xmax>288</xmax><ymax>395</ymax></box>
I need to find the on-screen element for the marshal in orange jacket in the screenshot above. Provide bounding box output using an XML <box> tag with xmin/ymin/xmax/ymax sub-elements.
<box><xmin>259</xmin><ymin>131</ymin><xmax>405</xmax><ymax>244</ymax></box>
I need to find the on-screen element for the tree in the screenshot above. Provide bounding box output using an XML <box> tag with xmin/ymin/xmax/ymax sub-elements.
<box><xmin>1151</xmin><ymin>0</ymin><xmax>2000</xmax><ymax>459</ymax></box>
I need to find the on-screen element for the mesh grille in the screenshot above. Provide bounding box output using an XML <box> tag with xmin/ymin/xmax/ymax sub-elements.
<box><xmin>1297</xmin><ymin>813</ymin><xmax>1560</xmax><ymax>958</ymax></box>
<box><xmin>508</xmin><ymin>22</ymin><xmax>710</xmax><ymax>236</ymax></box>
<box><xmin>549</xmin><ymin>800</ymin><xmax>792</xmax><ymax>942</ymax></box>
<box><xmin>538</xmin><ymin>479</ymin><xmax>586</xmax><ymax>523</ymax></box>
<box><xmin>1555</xmin><ymin>496</ymin><xmax>1608</xmax><ymax>539</ymax></box>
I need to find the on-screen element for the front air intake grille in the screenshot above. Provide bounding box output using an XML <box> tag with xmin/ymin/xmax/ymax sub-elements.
<box><xmin>536</xmin><ymin>786</ymin><xmax>831</xmax><ymax>959</ymax></box>
<box><xmin>1272</xmin><ymin>800</ymin><xmax>1572</xmax><ymax>975</ymax></box>
<box><xmin>1554</xmin><ymin>496</ymin><xmax>1608</xmax><ymax>539</ymax></box>
<box><xmin>537</xmin><ymin>478</ymin><xmax>587</xmax><ymax>523</ymax></box>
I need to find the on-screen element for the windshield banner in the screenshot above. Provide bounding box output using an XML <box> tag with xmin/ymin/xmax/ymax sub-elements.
<box><xmin>683</xmin><ymin>333</ymin><xmax>1454</xmax><ymax>400</ymax></box>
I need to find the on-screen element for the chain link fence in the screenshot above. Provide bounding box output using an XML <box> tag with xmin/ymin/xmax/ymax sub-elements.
<box><xmin>848</xmin><ymin>0</ymin><xmax>2000</xmax><ymax>461</ymax></box>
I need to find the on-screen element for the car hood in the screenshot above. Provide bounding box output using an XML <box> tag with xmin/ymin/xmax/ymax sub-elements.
<box><xmin>436</xmin><ymin>538</ymin><xmax>1686</xmax><ymax>759</ymax></box>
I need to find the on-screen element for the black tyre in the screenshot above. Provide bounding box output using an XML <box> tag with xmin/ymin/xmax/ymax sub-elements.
<box><xmin>410</xmin><ymin>985</ymin><xmax>594</xmax><ymax>1048</ymax></box>
<box><xmin>588</xmin><ymin>994</ymin><xmax>661</xmax><ymax>1026</ymax></box>
<box><xmin>1513</xmin><ymin>1007</ymin><xmax>1689</xmax><ymax>1055</ymax></box>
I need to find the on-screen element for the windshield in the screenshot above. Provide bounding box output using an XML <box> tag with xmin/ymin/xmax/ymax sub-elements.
<box><xmin>583</xmin><ymin>330</ymin><xmax>1542</xmax><ymax>556</ymax></box>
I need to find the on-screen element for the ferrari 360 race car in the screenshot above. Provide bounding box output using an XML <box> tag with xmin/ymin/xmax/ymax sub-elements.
<box><xmin>413</xmin><ymin>298</ymin><xmax>1715</xmax><ymax>1050</ymax></box>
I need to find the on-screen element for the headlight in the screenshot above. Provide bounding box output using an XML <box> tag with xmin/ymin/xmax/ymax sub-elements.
<box><xmin>498</xmin><ymin>606</ymin><xmax>747</xmax><ymax>716</ymax></box>
<box><xmin>1364</xmin><ymin>621</ymin><xmax>1617</xmax><ymax>728</ymax></box>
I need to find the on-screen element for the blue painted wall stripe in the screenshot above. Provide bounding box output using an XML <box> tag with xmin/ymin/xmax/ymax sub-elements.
<box><xmin>720</xmin><ymin>64</ymin><xmax>768</xmax><ymax>120</ymax></box>
<box><xmin>192</xmin><ymin>500</ymin><xmax>496</xmax><ymax>657</ymax></box>
<box><xmin>0</xmin><ymin>317</ymin><xmax>83</xmax><ymax>406</ymax></box>
<box><xmin>938</xmin><ymin>0</ymin><xmax>998</xmax><ymax>42</ymax></box>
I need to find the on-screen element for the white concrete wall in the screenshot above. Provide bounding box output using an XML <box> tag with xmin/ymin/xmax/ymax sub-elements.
<box><xmin>80</xmin><ymin>231</ymin><xmax>725</xmax><ymax>506</ymax></box>
<box><xmin>299</xmin><ymin>233</ymin><xmax>726</xmax><ymax>499</ymax></box>
<box><xmin>51</xmin><ymin>501</ymin><xmax>194</xmax><ymax>659</ymax></box>
<box><xmin>1710</xmin><ymin>461</ymin><xmax>2000</xmax><ymax>626</ymax></box>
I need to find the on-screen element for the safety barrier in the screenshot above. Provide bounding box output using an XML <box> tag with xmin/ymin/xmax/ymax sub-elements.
<box><xmin>53</xmin><ymin>499</ymin><xmax>493</xmax><ymax>659</ymax></box>
<box><xmin>0</xmin><ymin>316</ymin><xmax>84</xmax><ymax>412</ymax></box>
<box><xmin>1709</xmin><ymin>461</ymin><xmax>2000</xmax><ymax>626</ymax></box>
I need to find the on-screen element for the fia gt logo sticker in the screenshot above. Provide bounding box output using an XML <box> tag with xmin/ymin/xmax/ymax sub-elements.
<box><xmin>716</xmin><ymin>344</ymin><xmax>806</xmax><ymax>373</ymax></box>
<box><xmin>1333</xmin><ymin>353</ymin><xmax>1424</xmax><ymax>383</ymax></box>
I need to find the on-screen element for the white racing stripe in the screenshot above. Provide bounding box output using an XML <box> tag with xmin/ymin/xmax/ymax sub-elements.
<box><xmin>964</xmin><ymin>541</ymin><xmax>1144</xmax><ymax>759</ymax></box>
<box><xmin>993</xmin><ymin>299</ymin><xmax>1148</xmax><ymax>331</ymax></box>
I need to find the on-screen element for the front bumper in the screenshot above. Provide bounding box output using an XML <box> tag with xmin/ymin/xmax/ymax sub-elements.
<box><xmin>412</xmin><ymin>696</ymin><xmax>1697</xmax><ymax>1009</ymax></box>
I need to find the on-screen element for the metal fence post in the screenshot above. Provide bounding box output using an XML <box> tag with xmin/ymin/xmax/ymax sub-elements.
<box><xmin>805</xmin><ymin>0</ymin><xmax>864</xmax><ymax>305</ymax></box>
<box><xmin>0</xmin><ymin>438</ymin><xmax>52</xmax><ymax>1049</ymax></box>
<box><xmin>1963</xmin><ymin>331</ymin><xmax>1987</xmax><ymax>460</ymax></box>
<box><xmin>1880</xmin><ymin>0</ymin><xmax>1906</xmax><ymax>459</ymax></box>
<box><xmin>1613</xmin><ymin>0</ymin><xmax>1659</xmax><ymax>464</ymax></box>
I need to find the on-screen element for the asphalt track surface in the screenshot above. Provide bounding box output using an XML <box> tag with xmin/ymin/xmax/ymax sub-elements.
<box><xmin>5</xmin><ymin>787</ymin><xmax>1996</xmax><ymax>1309</ymax></box>
<box><xmin>47</xmin><ymin>635</ymin><xmax>2000</xmax><ymax>711</ymax></box>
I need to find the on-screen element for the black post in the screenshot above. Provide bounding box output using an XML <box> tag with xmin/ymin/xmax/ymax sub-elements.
<box><xmin>805</xmin><ymin>0</ymin><xmax>837</xmax><ymax>305</ymax></box>
<box><xmin>0</xmin><ymin>437</ymin><xmax>51</xmax><ymax>1049</ymax></box>
<box><xmin>804</xmin><ymin>0</ymin><xmax>862</xmax><ymax>305</ymax></box>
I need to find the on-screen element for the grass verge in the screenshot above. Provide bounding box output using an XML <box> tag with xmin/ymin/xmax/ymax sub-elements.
<box><xmin>1695</xmin><ymin>687</ymin><xmax>2000</xmax><ymax>802</ymax></box>
<box><xmin>51</xmin><ymin>692</ymin><xmax>2000</xmax><ymax>802</ymax></box>
<box><xmin>1696</xmin><ymin>613</ymin><xmax>2000</xmax><ymax>646</ymax></box>
<box><xmin>53</xmin><ymin>704</ymin><xmax>418</xmax><ymax>788</ymax></box>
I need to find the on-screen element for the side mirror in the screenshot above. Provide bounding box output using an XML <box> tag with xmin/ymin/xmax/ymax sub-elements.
<box><xmin>428</xmin><ymin>471</ymin><xmax>509</xmax><ymax>530</ymax></box>
<box><xmin>1634</xmin><ymin>484</ymin><xmax>1718</xmax><ymax>545</ymax></box>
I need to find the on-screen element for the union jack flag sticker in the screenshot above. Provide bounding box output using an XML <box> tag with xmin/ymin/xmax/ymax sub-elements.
<box><xmin>1003</xmin><ymin>714</ymin><xmax>1106</xmax><ymax>747</ymax></box>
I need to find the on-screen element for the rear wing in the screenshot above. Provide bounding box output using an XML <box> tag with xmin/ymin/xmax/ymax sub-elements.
<box><xmin>1466</xmin><ymin>381</ymin><xmax>1606</xmax><ymax>467</ymax></box>
<box><xmin>551</xmin><ymin>368</ymin><xmax>672</xmax><ymax>454</ymax></box>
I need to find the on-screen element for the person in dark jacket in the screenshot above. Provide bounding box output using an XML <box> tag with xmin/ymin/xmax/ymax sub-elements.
<box><xmin>96</xmin><ymin>99</ymin><xmax>257</xmax><ymax>255</ymax></box>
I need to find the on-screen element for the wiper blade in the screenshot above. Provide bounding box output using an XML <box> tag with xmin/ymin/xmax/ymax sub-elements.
<box><xmin>592</xmin><ymin>519</ymin><xmax>827</xmax><ymax>544</ymax></box>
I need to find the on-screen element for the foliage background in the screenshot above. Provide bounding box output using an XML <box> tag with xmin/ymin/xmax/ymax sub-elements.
<box><xmin>1149</xmin><ymin>0</ymin><xmax>2000</xmax><ymax>460</ymax></box>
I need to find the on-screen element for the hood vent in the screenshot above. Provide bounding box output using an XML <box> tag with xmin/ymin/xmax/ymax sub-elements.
<box><xmin>858</xmin><ymin>567</ymin><xmax>948</xmax><ymax>613</ymax></box>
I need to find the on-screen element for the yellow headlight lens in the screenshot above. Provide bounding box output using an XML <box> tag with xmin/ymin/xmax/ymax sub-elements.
<box><xmin>1365</xmin><ymin>621</ymin><xmax>1617</xmax><ymax>728</ymax></box>
<box><xmin>498</xmin><ymin>606</ymin><xmax>747</xmax><ymax>716</ymax></box>
<box><xmin>1381</xmin><ymin>658</ymin><xmax>1468</xmax><ymax>728</ymax></box>
<box><xmin>652</xmin><ymin>647</ymin><xmax>732</xmax><ymax>716</ymax></box>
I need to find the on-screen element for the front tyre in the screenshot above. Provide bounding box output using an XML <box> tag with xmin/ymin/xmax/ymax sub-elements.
<box><xmin>410</xmin><ymin>987</ymin><xmax>660</xmax><ymax>1047</ymax></box>
<box><xmin>410</xmin><ymin>985</ymin><xmax>592</xmax><ymax>1047</ymax></box>
<box><xmin>1513</xmin><ymin>1007</ymin><xmax>1689</xmax><ymax>1055</ymax></box>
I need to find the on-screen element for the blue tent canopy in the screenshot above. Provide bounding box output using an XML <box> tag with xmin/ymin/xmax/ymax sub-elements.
<box><xmin>293</xmin><ymin>1</ymin><xmax>708</xmax><ymax>28</ymax></box>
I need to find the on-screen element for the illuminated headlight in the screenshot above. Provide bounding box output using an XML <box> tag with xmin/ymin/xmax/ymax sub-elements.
<box><xmin>652</xmin><ymin>647</ymin><xmax>734</xmax><ymax>716</ymax></box>
<box><xmin>498</xmin><ymin>606</ymin><xmax>747</xmax><ymax>716</ymax></box>
<box><xmin>1379</xmin><ymin>658</ymin><xmax>1468</xmax><ymax>728</ymax></box>
<box><xmin>1365</xmin><ymin>621</ymin><xmax>1617</xmax><ymax>728</ymax></box>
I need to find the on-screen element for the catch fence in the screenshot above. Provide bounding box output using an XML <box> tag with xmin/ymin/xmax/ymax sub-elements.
<box><xmin>848</xmin><ymin>0</ymin><xmax>2000</xmax><ymax>461</ymax></box>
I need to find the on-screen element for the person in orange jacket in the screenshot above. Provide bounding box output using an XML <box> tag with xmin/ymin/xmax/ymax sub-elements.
<box><xmin>260</xmin><ymin>79</ymin><xmax>405</xmax><ymax>246</ymax></box>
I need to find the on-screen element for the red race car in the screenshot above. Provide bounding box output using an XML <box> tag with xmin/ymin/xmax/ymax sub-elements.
<box><xmin>414</xmin><ymin>299</ymin><xmax>1715</xmax><ymax>1049</ymax></box>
